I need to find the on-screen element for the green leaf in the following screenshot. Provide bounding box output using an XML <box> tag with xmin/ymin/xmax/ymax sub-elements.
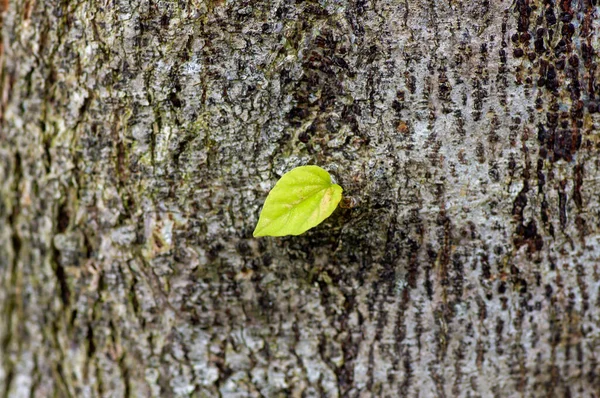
<box><xmin>253</xmin><ymin>165</ymin><xmax>343</xmax><ymax>237</ymax></box>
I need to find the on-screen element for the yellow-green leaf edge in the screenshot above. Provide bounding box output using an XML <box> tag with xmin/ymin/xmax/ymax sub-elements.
<box><xmin>253</xmin><ymin>165</ymin><xmax>343</xmax><ymax>237</ymax></box>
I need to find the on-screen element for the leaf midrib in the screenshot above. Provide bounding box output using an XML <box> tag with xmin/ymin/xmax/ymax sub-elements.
<box><xmin>278</xmin><ymin>184</ymin><xmax>330</xmax><ymax>227</ymax></box>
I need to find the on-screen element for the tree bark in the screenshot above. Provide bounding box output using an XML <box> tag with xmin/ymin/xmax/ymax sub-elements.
<box><xmin>1</xmin><ymin>0</ymin><xmax>599</xmax><ymax>396</ymax></box>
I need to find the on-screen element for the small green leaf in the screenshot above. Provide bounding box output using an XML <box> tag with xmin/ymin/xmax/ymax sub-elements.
<box><xmin>253</xmin><ymin>165</ymin><xmax>343</xmax><ymax>237</ymax></box>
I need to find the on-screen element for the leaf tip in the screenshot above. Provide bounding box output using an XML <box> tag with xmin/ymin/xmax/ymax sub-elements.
<box><xmin>252</xmin><ymin>225</ymin><xmax>265</xmax><ymax>237</ymax></box>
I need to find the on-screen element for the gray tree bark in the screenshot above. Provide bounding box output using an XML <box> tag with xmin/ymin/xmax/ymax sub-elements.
<box><xmin>1</xmin><ymin>0</ymin><xmax>599</xmax><ymax>396</ymax></box>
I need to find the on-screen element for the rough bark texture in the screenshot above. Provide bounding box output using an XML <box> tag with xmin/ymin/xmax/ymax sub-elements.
<box><xmin>1</xmin><ymin>0</ymin><xmax>600</xmax><ymax>397</ymax></box>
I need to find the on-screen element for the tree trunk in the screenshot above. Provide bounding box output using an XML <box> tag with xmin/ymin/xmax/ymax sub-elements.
<box><xmin>1</xmin><ymin>0</ymin><xmax>599</xmax><ymax>396</ymax></box>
